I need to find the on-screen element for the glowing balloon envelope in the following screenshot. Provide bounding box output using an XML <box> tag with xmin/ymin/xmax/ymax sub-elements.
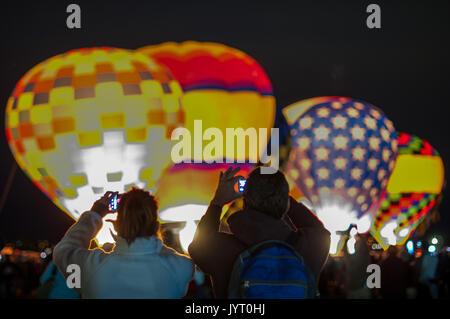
<box><xmin>370</xmin><ymin>132</ymin><xmax>445</xmax><ymax>249</ymax></box>
<box><xmin>4</xmin><ymin>47</ymin><xmax>185</xmax><ymax>244</ymax></box>
<box><xmin>138</xmin><ymin>41</ymin><xmax>276</xmax><ymax>221</ymax></box>
<box><xmin>156</xmin><ymin>163</ymin><xmax>254</xmax><ymax>223</ymax></box>
<box><xmin>283</xmin><ymin>96</ymin><xmax>398</xmax><ymax>253</ymax></box>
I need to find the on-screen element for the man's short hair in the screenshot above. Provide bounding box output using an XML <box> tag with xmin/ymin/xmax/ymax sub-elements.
<box><xmin>243</xmin><ymin>167</ymin><xmax>290</xmax><ymax>219</ymax></box>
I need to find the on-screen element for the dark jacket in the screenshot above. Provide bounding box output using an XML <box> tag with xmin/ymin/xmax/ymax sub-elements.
<box><xmin>380</xmin><ymin>254</ymin><xmax>410</xmax><ymax>299</ymax></box>
<box><xmin>188</xmin><ymin>196</ymin><xmax>331</xmax><ymax>298</ymax></box>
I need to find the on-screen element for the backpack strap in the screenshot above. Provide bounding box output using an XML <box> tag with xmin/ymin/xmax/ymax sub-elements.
<box><xmin>245</xmin><ymin>240</ymin><xmax>301</xmax><ymax>259</ymax></box>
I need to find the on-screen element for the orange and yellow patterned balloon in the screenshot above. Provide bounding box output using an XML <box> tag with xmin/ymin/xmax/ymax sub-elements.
<box><xmin>4</xmin><ymin>47</ymin><xmax>185</xmax><ymax>244</ymax></box>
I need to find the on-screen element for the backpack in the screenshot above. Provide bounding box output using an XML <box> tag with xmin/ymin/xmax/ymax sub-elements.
<box><xmin>228</xmin><ymin>240</ymin><xmax>316</xmax><ymax>299</ymax></box>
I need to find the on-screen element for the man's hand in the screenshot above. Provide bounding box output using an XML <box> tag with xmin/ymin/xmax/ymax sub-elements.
<box><xmin>211</xmin><ymin>166</ymin><xmax>244</xmax><ymax>207</ymax></box>
<box><xmin>91</xmin><ymin>191</ymin><xmax>118</xmax><ymax>218</ymax></box>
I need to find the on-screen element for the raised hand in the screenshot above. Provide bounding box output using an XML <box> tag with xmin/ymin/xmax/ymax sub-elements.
<box><xmin>211</xmin><ymin>166</ymin><xmax>245</xmax><ymax>207</ymax></box>
<box><xmin>91</xmin><ymin>191</ymin><xmax>118</xmax><ymax>217</ymax></box>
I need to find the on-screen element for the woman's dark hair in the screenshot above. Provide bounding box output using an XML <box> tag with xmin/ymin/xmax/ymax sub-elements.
<box><xmin>243</xmin><ymin>167</ymin><xmax>290</xmax><ymax>219</ymax></box>
<box><xmin>115</xmin><ymin>187</ymin><xmax>160</xmax><ymax>245</ymax></box>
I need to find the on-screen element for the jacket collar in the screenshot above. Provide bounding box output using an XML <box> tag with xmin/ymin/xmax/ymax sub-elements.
<box><xmin>227</xmin><ymin>208</ymin><xmax>293</xmax><ymax>246</ymax></box>
<box><xmin>113</xmin><ymin>236</ymin><xmax>162</xmax><ymax>255</ymax></box>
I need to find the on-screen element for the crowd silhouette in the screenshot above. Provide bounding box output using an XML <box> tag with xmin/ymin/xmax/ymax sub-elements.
<box><xmin>1</xmin><ymin>167</ymin><xmax>449</xmax><ymax>299</ymax></box>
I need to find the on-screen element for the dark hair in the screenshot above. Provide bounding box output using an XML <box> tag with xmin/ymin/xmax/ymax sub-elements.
<box><xmin>115</xmin><ymin>187</ymin><xmax>160</xmax><ymax>245</ymax></box>
<box><xmin>243</xmin><ymin>167</ymin><xmax>290</xmax><ymax>219</ymax></box>
<box><xmin>388</xmin><ymin>245</ymin><xmax>398</xmax><ymax>256</ymax></box>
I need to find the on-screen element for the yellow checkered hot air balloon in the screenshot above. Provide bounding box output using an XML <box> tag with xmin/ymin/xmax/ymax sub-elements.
<box><xmin>4</xmin><ymin>47</ymin><xmax>185</xmax><ymax>245</ymax></box>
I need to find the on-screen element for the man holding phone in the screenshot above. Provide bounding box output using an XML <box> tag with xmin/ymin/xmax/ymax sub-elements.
<box><xmin>188</xmin><ymin>166</ymin><xmax>331</xmax><ymax>298</ymax></box>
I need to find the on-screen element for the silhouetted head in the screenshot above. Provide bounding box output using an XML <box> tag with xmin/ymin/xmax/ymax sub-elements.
<box><xmin>243</xmin><ymin>167</ymin><xmax>290</xmax><ymax>219</ymax></box>
<box><xmin>115</xmin><ymin>187</ymin><xmax>160</xmax><ymax>245</ymax></box>
<box><xmin>388</xmin><ymin>245</ymin><xmax>398</xmax><ymax>256</ymax></box>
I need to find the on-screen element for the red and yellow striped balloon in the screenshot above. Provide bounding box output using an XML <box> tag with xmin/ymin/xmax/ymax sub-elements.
<box><xmin>138</xmin><ymin>42</ymin><xmax>276</xmax><ymax>220</ymax></box>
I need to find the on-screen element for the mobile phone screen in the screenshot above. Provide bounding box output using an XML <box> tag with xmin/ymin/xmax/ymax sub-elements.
<box><xmin>238</xmin><ymin>179</ymin><xmax>246</xmax><ymax>192</ymax></box>
<box><xmin>109</xmin><ymin>194</ymin><xmax>118</xmax><ymax>211</ymax></box>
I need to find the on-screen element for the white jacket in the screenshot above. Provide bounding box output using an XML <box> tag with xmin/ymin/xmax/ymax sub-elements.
<box><xmin>53</xmin><ymin>211</ymin><xmax>194</xmax><ymax>299</ymax></box>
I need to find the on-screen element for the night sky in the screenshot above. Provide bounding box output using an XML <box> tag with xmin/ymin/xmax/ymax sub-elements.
<box><xmin>0</xmin><ymin>0</ymin><xmax>449</xmax><ymax>245</ymax></box>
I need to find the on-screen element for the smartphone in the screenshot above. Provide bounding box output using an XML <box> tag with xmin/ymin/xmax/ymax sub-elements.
<box><xmin>109</xmin><ymin>194</ymin><xmax>120</xmax><ymax>211</ymax></box>
<box><xmin>238</xmin><ymin>179</ymin><xmax>246</xmax><ymax>192</ymax></box>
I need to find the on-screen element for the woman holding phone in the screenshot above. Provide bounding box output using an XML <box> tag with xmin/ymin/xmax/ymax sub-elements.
<box><xmin>53</xmin><ymin>188</ymin><xmax>194</xmax><ymax>299</ymax></box>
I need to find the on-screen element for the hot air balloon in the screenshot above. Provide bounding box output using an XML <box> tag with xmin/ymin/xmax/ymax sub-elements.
<box><xmin>370</xmin><ymin>132</ymin><xmax>445</xmax><ymax>250</ymax></box>
<box><xmin>4</xmin><ymin>47</ymin><xmax>185</xmax><ymax>245</ymax></box>
<box><xmin>283</xmin><ymin>96</ymin><xmax>398</xmax><ymax>254</ymax></box>
<box><xmin>137</xmin><ymin>42</ymin><xmax>276</xmax><ymax>226</ymax></box>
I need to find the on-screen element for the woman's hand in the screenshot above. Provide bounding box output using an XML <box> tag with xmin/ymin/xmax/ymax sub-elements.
<box><xmin>211</xmin><ymin>166</ymin><xmax>244</xmax><ymax>207</ymax></box>
<box><xmin>91</xmin><ymin>191</ymin><xmax>118</xmax><ymax>217</ymax></box>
